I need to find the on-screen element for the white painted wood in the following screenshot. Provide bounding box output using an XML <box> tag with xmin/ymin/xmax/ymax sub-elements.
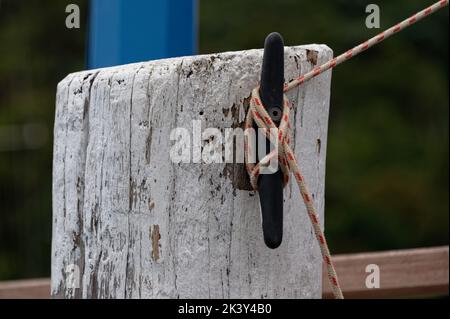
<box><xmin>52</xmin><ymin>45</ymin><xmax>333</xmax><ymax>299</ymax></box>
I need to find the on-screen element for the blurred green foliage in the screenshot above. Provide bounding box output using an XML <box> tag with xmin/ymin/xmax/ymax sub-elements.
<box><xmin>0</xmin><ymin>0</ymin><xmax>448</xmax><ymax>280</ymax></box>
<box><xmin>0</xmin><ymin>0</ymin><xmax>88</xmax><ymax>279</ymax></box>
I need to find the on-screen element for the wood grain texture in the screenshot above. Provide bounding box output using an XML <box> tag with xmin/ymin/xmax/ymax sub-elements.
<box><xmin>51</xmin><ymin>45</ymin><xmax>333</xmax><ymax>298</ymax></box>
<box><xmin>2</xmin><ymin>246</ymin><xmax>447</xmax><ymax>298</ymax></box>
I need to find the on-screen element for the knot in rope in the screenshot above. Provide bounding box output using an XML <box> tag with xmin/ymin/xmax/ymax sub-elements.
<box><xmin>244</xmin><ymin>86</ymin><xmax>292</xmax><ymax>190</ymax></box>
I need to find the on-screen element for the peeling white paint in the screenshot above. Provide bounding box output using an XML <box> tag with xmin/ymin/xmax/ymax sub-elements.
<box><xmin>52</xmin><ymin>45</ymin><xmax>333</xmax><ymax>299</ymax></box>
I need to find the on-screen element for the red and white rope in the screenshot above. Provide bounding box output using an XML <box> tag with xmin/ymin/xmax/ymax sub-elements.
<box><xmin>285</xmin><ymin>0</ymin><xmax>449</xmax><ymax>92</ymax></box>
<box><xmin>245</xmin><ymin>0</ymin><xmax>448</xmax><ymax>299</ymax></box>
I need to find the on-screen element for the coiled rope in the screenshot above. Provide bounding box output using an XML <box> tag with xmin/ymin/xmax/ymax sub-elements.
<box><xmin>244</xmin><ymin>0</ymin><xmax>448</xmax><ymax>299</ymax></box>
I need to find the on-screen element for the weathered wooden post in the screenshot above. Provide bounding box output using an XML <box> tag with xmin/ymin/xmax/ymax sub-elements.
<box><xmin>52</xmin><ymin>45</ymin><xmax>333</xmax><ymax>298</ymax></box>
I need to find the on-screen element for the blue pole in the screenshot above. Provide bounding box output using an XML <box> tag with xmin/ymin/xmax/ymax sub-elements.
<box><xmin>88</xmin><ymin>0</ymin><xmax>198</xmax><ymax>69</ymax></box>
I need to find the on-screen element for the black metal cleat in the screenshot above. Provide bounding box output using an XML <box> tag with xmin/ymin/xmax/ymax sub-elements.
<box><xmin>257</xmin><ymin>32</ymin><xmax>284</xmax><ymax>249</ymax></box>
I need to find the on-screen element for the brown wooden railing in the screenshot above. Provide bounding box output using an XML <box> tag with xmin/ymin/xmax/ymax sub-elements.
<box><xmin>322</xmin><ymin>245</ymin><xmax>448</xmax><ymax>298</ymax></box>
<box><xmin>0</xmin><ymin>246</ymin><xmax>448</xmax><ymax>299</ymax></box>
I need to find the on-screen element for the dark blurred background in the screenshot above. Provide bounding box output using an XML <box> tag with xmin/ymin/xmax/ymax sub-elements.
<box><xmin>0</xmin><ymin>0</ymin><xmax>448</xmax><ymax>280</ymax></box>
